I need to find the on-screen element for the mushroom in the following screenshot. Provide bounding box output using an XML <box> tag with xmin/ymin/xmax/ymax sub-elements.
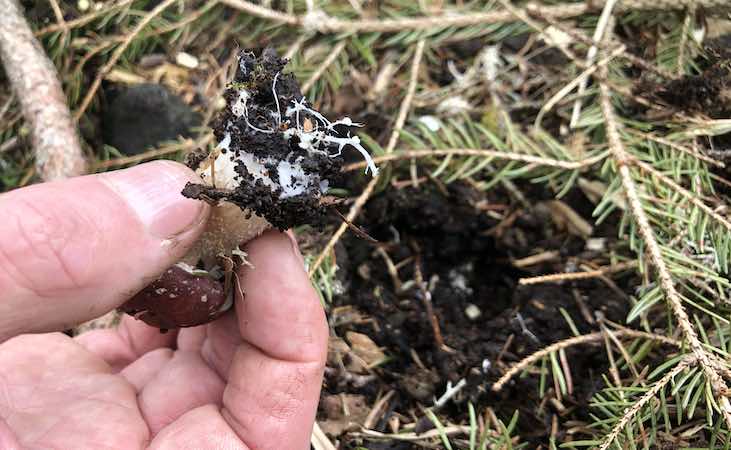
<box><xmin>119</xmin><ymin>48</ymin><xmax>377</xmax><ymax>329</ymax></box>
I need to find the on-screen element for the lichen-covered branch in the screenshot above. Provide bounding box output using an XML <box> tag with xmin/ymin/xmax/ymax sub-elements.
<box><xmin>0</xmin><ymin>0</ymin><xmax>86</xmax><ymax>180</ymax></box>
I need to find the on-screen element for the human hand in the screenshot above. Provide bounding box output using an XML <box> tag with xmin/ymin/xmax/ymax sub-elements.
<box><xmin>0</xmin><ymin>161</ymin><xmax>328</xmax><ymax>450</ymax></box>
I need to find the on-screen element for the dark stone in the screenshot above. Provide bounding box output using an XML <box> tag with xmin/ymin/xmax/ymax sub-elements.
<box><xmin>102</xmin><ymin>83</ymin><xmax>201</xmax><ymax>155</ymax></box>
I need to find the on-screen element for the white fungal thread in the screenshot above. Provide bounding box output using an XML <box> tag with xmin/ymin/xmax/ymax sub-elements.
<box><xmin>211</xmin><ymin>74</ymin><xmax>379</xmax><ymax>202</ymax></box>
<box><xmin>241</xmin><ymin>93</ymin><xmax>275</xmax><ymax>135</ymax></box>
<box><xmin>283</xmin><ymin>96</ymin><xmax>378</xmax><ymax>176</ymax></box>
<box><xmin>272</xmin><ymin>72</ymin><xmax>282</xmax><ymax>129</ymax></box>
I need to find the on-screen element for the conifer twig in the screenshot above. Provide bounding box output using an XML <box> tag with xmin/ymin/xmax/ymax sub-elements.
<box><xmin>597</xmin><ymin>356</ymin><xmax>697</xmax><ymax>450</ymax></box>
<box><xmin>628</xmin><ymin>129</ymin><xmax>723</xmax><ymax>168</ymax></box>
<box><xmin>632</xmin><ymin>158</ymin><xmax>731</xmax><ymax>233</ymax></box>
<box><xmin>342</xmin><ymin>148</ymin><xmax>607</xmax><ymax>172</ymax></box>
<box><xmin>0</xmin><ymin>0</ymin><xmax>86</xmax><ymax>180</ymax></box>
<box><xmin>308</xmin><ymin>39</ymin><xmax>425</xmax><ymax>276</ymax></box>
<box><xmin>598</xmin><ymin>38</ymin><xmax>731</xmax><ymax>428</ymax></box>
<box><xmin>492</xmin><ymin>329</ymin><xmax>681</xmax><ymax>391</ymax></box>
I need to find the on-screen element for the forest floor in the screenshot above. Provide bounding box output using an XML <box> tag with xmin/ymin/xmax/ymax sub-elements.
<box><xmin>4</xmin><ymin>1</ymin><xmax>731</xmax><ymax>449</ymax></box>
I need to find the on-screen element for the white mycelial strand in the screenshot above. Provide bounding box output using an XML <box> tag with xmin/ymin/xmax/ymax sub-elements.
<box><xmin>284</xmin><ymin>96</ymin><xmax>377</xmax><ymax>175</ymax></box>
<box><xmin>207</xmin><ymin>85</ymin><xmax>379</xmax><ymax>201</ymax></box>
<box><xmin>272</xmin><ymin>72</ymin><xmax>282</xmax><ymax>129</ymax></box>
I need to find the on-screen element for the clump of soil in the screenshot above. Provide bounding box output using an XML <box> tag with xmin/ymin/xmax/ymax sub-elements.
<box><xmin>103</xmin><ymin>83</ymin><xmax>201</xmax><ymax>155</ymax></box>
<box><xmin>182</xmin><ymin>48</ymin><xmax>346</xmax><ymax>230</ymax></box>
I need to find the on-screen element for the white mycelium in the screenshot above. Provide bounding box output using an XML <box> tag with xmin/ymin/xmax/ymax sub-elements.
<box><xmin>202</xmin><ymin>77</ymin><xmax>378</xmax><ymax>200</ymax></box>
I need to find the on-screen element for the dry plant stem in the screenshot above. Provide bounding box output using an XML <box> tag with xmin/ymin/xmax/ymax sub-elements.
<box><xmin>677</xmin><ymin>8</ymin><xmax>694</xmax><ymax>76</ymax></box>
<box><xmin>535</xmin><ymin>44</ymin><xmax>625</xmax><ymax>128</ymax></box>
<box><xmin>598</xmin><ymin>66</ymin><xmax>731</xmax><ymax>427</ymax></box>
<box><xmin>220</xmin><ymin>0</ymin><xmax>729</xmax><ymax>34</ymax></box>
<box><xmin>597</xmin><ymin>356</ymin><xmax>696</xmax><ymax>450</ymax></box>
<box><xmin>310</xmin><ymin>422</ymin><xmax>337</xmax><ymax>450</ymax></box>
<box><xmin>523</xmin><ymin>5</ymin><xmax>676</xmax><ymax>80</ymax></box>
<box><xmin>72</xmin><ymin>1</ymin><xmax>216</xmax><ymax>79</ymax></box>
<box><xmin>343</xmin><ymin>148</ymin><xmax>607</xmax><ymax>172</ymax></box>
<box><xmin>36</xmin><ymin>0</ymin><xmax>134</xmax><ymax>36</ymax></box>
<box><xmin>358</xmin><ymin>425</ymin><xmax>471</xmax><ymax>442</ymax></box>
<box><xmin>569</xmin><ymin>0</ymin><xmax>618</xmax><ymax>128</ymax></box>
<box><xmin>47</xmin><ymin>0</ymin><xmax>67</xmax><ymax>32</ymax></box>
<box><xmin>414</xmin><ymin>256</ymin><xmax>447</xmax><ymax>351</ymax></box>
<box><xmin>93</xmin><ymin>135</ymin><xmax>213</xmax><ymax>170</ymax></box>
<box><xmin>284</xmin><ymin>34</ymin><xmax>309</xmax><ymax>60</ymax></box>
<box><xmin>363</xmin><ymin>390</ymin><xmax>395</xmax><ymax>430</ymax></box>
<box><xmin>308</xmin><ymin>39</ymin><xmax>425</xmax><ymax>276</ymax></box>
<box><xmin>492</xmin><ymin>329</ymin><xmax>681</xmax><ymax>392</ymax></box>
<box><xmin>301</xmin><ymin>40</ymin><xmax>347</xmax><ymax>93</ymax></box>
<box><xmin>518</xmin><ymin>260</ymin><xmax>637</xmax><ymax>285</ymax></box>
<box><xmin>74</xmin><ymin>0</ymin><xmax>179</xmax><ymax>121</ymax></box>
<box><xmin>497</xmin><ymin>0</ymin><xmax>581</xmax><ymax>64</ymax></box>
<box><xmin>0</xmin><ymin>0</ymin><xmax>86</xmax><ymax>180</ymax></box>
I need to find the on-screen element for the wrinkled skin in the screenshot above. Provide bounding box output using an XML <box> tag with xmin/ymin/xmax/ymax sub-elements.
<box><xmin>0</xmin><ymin>162</ymin><xmax>327</xmax><ymax>450</ymax></box>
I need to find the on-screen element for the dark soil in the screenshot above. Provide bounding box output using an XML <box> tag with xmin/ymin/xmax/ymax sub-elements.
<box><xmin>103</xmin><ymin>83</ymin><xmax>201</xmax><ymax>155</ymax></box>
<box><xmin>317</xmin><ymin>180</ymin><xmax>632</xmax><ymax>448</ymax></box>
<box><xmin>641</xmin><ymin>40</ymin><xmax>731</xmax><ymax>119</ymax></box>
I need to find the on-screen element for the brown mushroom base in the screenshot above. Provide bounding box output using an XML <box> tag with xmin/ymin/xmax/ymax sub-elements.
<box><xmin>119</xmin><ymin>263</ymin><xmax>232</xmax><ymax>331</ymax></box>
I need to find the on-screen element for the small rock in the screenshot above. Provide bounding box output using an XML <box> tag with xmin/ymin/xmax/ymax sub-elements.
<box><xmin>465</xmin><ymin>303</ymin><xmax>482</xmax><ymax>321</ymax></box>
<box><xmin>418</xmin><ymin>115</ymin><xmax>441</xmax><ymax>131</ymax></box>
<box><xmin>585</xmin><ymin>237</ymin><xmax>606</xmax><ymax>252</ymax></box>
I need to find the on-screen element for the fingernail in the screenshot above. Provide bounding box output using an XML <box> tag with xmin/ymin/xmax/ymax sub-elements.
<box><xmin>285</xmin><ymin>230</ymin><xmax>306</xmax><ymax>266</ymax></box>
<box><xmin>102</xmin><ymin>161</ymin><xmax>207</xmax><ymax>239</ymax></box>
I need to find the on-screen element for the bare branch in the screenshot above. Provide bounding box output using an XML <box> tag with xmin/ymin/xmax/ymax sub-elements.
<box><xmin>0</xmin><ymin>0</ymin><xmax>86</xmax><ymax>180</ymax></box>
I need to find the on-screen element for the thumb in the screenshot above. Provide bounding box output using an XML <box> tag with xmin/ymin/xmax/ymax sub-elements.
<box><xmin>0</xmin><ymin>161</ymin><xmax>209</xmax><ymax>341</ymax></box>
